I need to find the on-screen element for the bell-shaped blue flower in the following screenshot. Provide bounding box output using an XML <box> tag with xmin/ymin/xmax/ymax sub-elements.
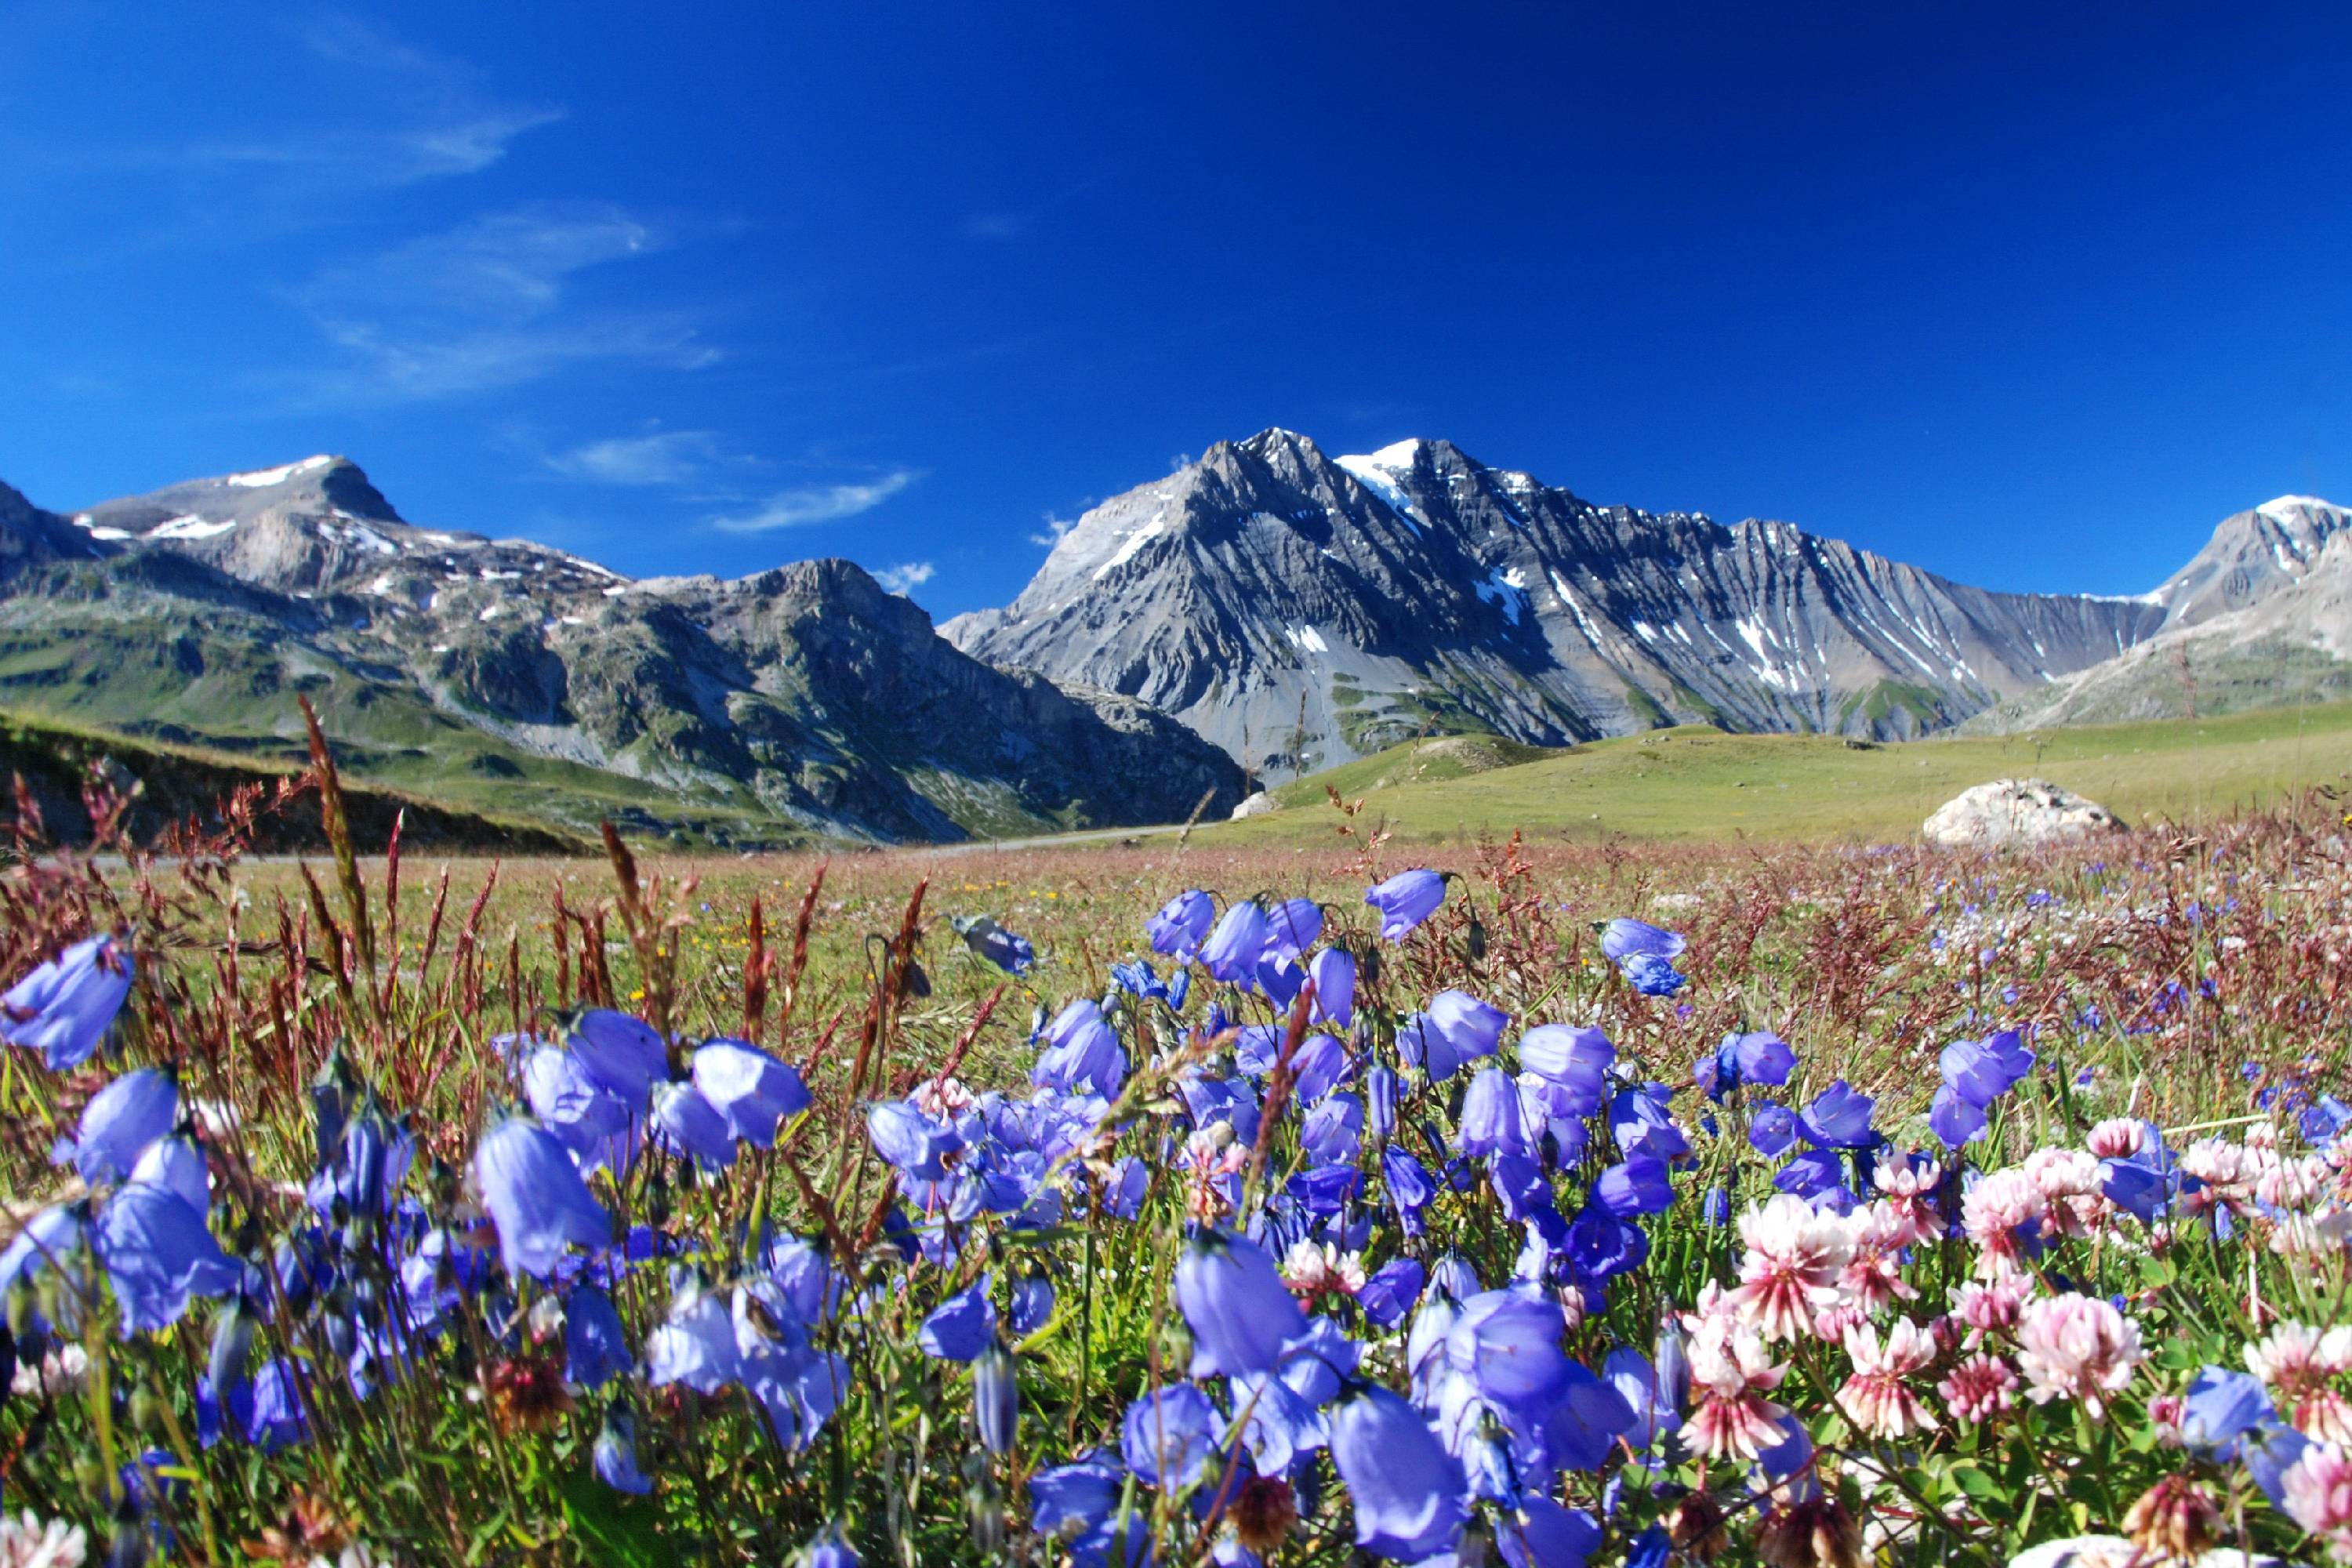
<box><xmin>1498</xmin><ymin>1494</ymin><xmax>1602</xmax><ymax>1568</ymax></box>
<box><xmin>1599</xmin><ymin>919</ymin><xmax>1684</xmax><ymax>964</ymax></box>
<box><xmin>646</xmin><ymin>1284</ymin><xmax>740</xmax><ymax>1392</ymax></box>
<box><xmin>651</xmin><ymin>1080</ymin><xmax>736</xmax><ymax>1167</ymax></box>
<box><xmin>1029</xmin><ymin>1451</ymin><xmax>1125</xmax><ymax>1537</ymax></box>
<box><xmin>953</xmin><ymin>915</ymin><xmax>1035</xmax><ymax>975</ymax></box>
<box><xmin>1175</xmin><ymin>1229</ymin><xmax>1304</xmax><ymax>1378</ymax></box>
<box><xmin>973</xmin><ymin>1345</ymin><xmax>1018</xmax><ymax>1454</ymax></box>
<box><xmin>1750</xmin><ymin>1102</ymin><xmax>1799</xmax><ymax>1156</ymax></box>
<box><xmin>1359</xmin><ymin>1257</ymin><xmax>1426</xmax><ymax>1328</ymax></box>
<box><xmin>1330</xmin><ymin>1384</ymin><xmax>1467</xmax><ymax>1561</ymax></box>
<box><xmin>129</xmin><ymin>1134</ymin><xmax>208</xmax><ymax>1216</ymax></box>
<box><xmin>1032</xmin><ymin>1000</ymin><xmax>1127</xmax><ymax>1098</ymax></box>
<box><xmin>473</xmin><ymin>1116</ymin><xmax>613</xmax><ymax>1279</ymax></box>
<box><xmin>1700</xmin><ymin>1031</ymin><xmax>1795</xmax><ymax>1101</ymax></box>
<box><xmin>1429</xmin><ymin>990</ymin><xmax>1508</xmax><ymax>1062</ymax></box>
<box><xmin>2</xmin><ymin>934</ymin><xmax>133</xmax><ymax>1070</ymax></box>
<box><xmin>1264</xmin><ymin>898</ymin><xmax>1324</xmax><ymax>964</ymax></box>
<box><xmin>691</xmin><ymin>1040</ymin><xmax>811</xmax><ymax>1146</ymax></box>
<box><xmin>801</xmin><ymin>1524</ymin><xmax>861</xmax><ymax>1568</ymax></box>
<box><xmin>1593</xmin><ymin>1157</ymin><xmax>1674</xmax><ymax>1218</ymax></box>
<box><xmin>0</xmin><ymin>1203</ymin><xmax>82</xmax><ymax>1296</ymax></box>
<box><xmin>1149</xmin><ymin>890</ymin><xmax>1216</xmax><ymax>959</ymax></box>
<box><xmin>866</xmin><ymin>1101</ymin><xmax>960</xmax><ymax>1180</ymax></box>
<box><xmin>1009</xmin><ymin>1270</ymin><xmax>1056</xmax><ymax>1336</ymax></box>
<box><xmin>1939</xmin><ymin>1029</ymin><xmax>2035</xmax><ymax>1109</ymax></box>
<box><xmin>1798</xmin><ymin>1080</ymin><xmax>1877</xmax><ymax>1149</ymax></box>
<box><xmin>243</xmin><ymin>1359</ymin><xmax>310</xmax><ymax>1450</ymax></box>
<box><xmin>1518</xmin><ymin>1025</ymin><xmax>1613</xmax><ymax>1116</ymax></box>
<box><xmin>1310</xmin><ymin>948</ymin><xmax>1356</xmax><ymax>1029</ymax></box>
<box><xmin>1120</xmin><ymin>1384</ymin><xmax>1217</xmax><ymax>1490</ymax></box>
<box><xmin>2180</xmin><ymin>1365</ymin><xmax>2272</xmax><ymax>1459</ymax></box>
<box><xmin>1446</xmin><ymin>1288</ymin><xmax>1570</xmax><ymax>1414</ymax></box>
<box><xmin>1620</xmin><ymin>953</ymin><xmax>1687</xmax><ymax>996</ymax></box>
<box><xmin>1541</xmin><ymin>1361</ymin><xmax>1639</xmax><ymax>1470</ymax></box>
<box><xmin>593</xmin><ymin>1406</ymin><xmax>653</xmax><ymax>1494</ymax></box>
<box><xmin>565</xmin><ymin>1284</ymin><xmax>631</xmax><ymax>1388</ymax></box>
<box><xmin>1365</xmin><ymin>869</ymin><xmax>1446</xmax><ymax>940</ymax></box>
<box><xmin>1459</xmin><ymin>1066</ymin><xmax>1531</xmax><ymax>1160</ymax></box>
<box><xmin>521</xmin><ymin>1046</ymin><xmax>634</xmax><ymax>1164</ymax></box>
<box><xmin>566</xmin><ymin>1009</ymin><xmax>667</xmax><ymax>1106</ymax></box>
<box><xmin>93</xmin><ymin>1181</ymin><xmax>240</xmax><ymax>1333</ymax></box>
<box><xmin>62</xmin><ymin>1068</ymin><xmax>178</xmax><ymax>1185</ymax></box>
<box><xmin>1200</xmin><ymin>900</ymin><xmax>1269</xmax><ymax>984</ymax></box>
<box><xmin>918</xmin><ymin>1275</ymin><xmax>997</xmax><ymax>1362</ymax></box>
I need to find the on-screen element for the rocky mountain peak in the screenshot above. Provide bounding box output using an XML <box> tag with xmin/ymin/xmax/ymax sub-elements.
<box><xmin>2148</xmin><ymin>494</ymin><xmax>2350</xmax><ymax>626</ymax></box>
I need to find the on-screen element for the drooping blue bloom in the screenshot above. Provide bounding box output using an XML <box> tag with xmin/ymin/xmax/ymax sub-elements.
<box><xmin>1797</xmin><ymin>1080</ymin><xmax>1877</xmax><ymax>1149</ymax></box>
<box><xmin>1602</xmin><ymin>1346</ymin><xmax>1681</xmax><ymax>1454</ymax></box>
<box><xmin>1498</xmin><ymin>1494</ymin><xmax>1602</xmax><ymax>1568</ymax></box>
<box><xmin>1459</xmin><ymin>1066</ymin><xmax>1532</xmax><ymax>1160</ymax></box>
<box><xmin>60</xmin><ymin>1067</ymin><xmax>177</xmax><ymax>1185</ymax></box>
<box><xmin>566</xmin><ymin>1010</ymin><xmax>668</xmax><ymax>1106</ymax></box>
<box><xmin>593</xmin><ymin>1406</ymin><xmax>653</xmax><ymax>1494</ymax></box>
<box><xmin>1939</xmin><ymin>1030</ymin><xmax>2036</xmax><ymax>1109</ymax></box>
<box><xmin>473</xmin><ymin>1116</ymin><xmax>614</xmax><ymax>1279</ymax></box>
<box><xmin>1365</xmin><ymin>1063</ymin><xmax>1399</xmax><ymax>1138</ymax></box>
<box><xmin>243</xmin><ymin>1359</ymin><xmax>310</xmax><ymax>1450</ymax></box>
<box><xmin>1700</xmin><ymin>1031</ymin><xmax>1795</xmax><ymax>1102</ymax></box>
<box><xmin>866</xmin><ymin>1101</ymin><xmax>961</xmax><ymax>1180</ymax></box>
<box><xmin>1301</xmin><ymin>1093</ymin><xmax>1366</xmax><ymax>1166</ymax></box>
<box><xmin>93</xmin><ymin>1181</ymin><xmax>239</xmax><ymax>1334</ymax></box>
<box><xmin>1758</xmin><ymin>1415</ymin><xmax>1819</xmax><ymax>1502</ymax></box>
<box><xmin>1029</xmin><ymin>1450</ymin><xmax>1127</xmax><ymax>1537</ymax></box>
<box><xmin>1009</xmin><ymin>1270</ymin><xmax>1056</xmax><ymax>1336</ymax></box>
<box><xmin>2180</xmin><ymin>1365</ymin><xmax>2273</xmax><ymax>1459</ymax></box>
<box><xmin>1359</xmin><ymin>1257</ymin><xmax>1426</xmax><ymax>1327</ymax></box>
<box><xmin>564</xmin><ymin>1285</ymin><xmax>630</xmax><ymax>1389</ymax></box>
<box><xmin>1310</xmin><ymin>947</ymin><xmax>1356</xmax><ymax>1029</ymax></box>
<box><xmin>1381</xmin><ymin>1143</ymin><xmax>1439</xmax><ymax>1222</ymax></box>
<box><xmin>801</xmin><ymin>1524</ymin><xmax>861</xmax><ymax>1568</ymax></box>
<box><xmin>1200</xmin><ymin>900</ymin><xmax>1269</xmax><ymax>984</ymax></box>
<box><xmin>1564</xmin><ymin>1204</ymin><xmax>1650</xmax><ymax>1281</ymax></box>
<box><xmin>2100</xmin><ymin>1157</ymin><xmax>2167</xmax><ymax>1223</ymax></box>
<box><xmin>1148</xmin><ymin>890</ymin><xmax>1216</xmax><ymax>960</ymax></box>
<box><xmin>953</xmin><ymin>915</ymin><xmax>1035</xmax><ymax>975</ymax></box>
<box><xmin>1430</xmin><ymin>990</ymin><xmax>1508</xmax><ymax>1062</ymax></box>
<box><xmin>1365</xmin><ymin>869</ymin><xmax>1446</xmax><ymax>940</ymax></box>
<box><xmin>1399</xmin><ymin>1011</ymin><xmax>1464</xmax><ymax>1082</ymax></box>
<box><xmin>1773</xmin><ymin>1149</ymin><xmax>1851</xmax><ymax>1206</ymax></box>
<box><xmin>1929</xmin><ymin>1083</ymin><xmax>1987</xmax><ymax>1149</ymax></box>
<box><xmin>973</xmin><ymin>1345</ymin><xmax>1019</xmax><ymax>1454</ymax></box>
<box><xmin>1289</xmin><ymin>1032</ymin><xmax>1348</xmax><ymax>1105</ymax></box>
<box><xmin>1602</xmin><ymin>917</ymin><xmax>1685</xmax><ymax>966</ymax></box>
<box><xmin>1609</xmin><ymin>1086</ymin><xmax>1690</xmax><ymax>1161</ymax></box>
<box><xmin>651</xmin><ymin>1080</ymin><xmax>737</xmax><ymax>1168</ymax></box>
<box><xmin>521</xmin><ymin>1045</ymin><xmax>635</xmax><ymax>1163</ymax></box>
<box><xmin>2245</xmin><ymin>1420</ymin><xmax>2314</xmax><ymax>1508</ymax></box>
<box><xmin>1258</xmin><ymin>953</ymin><xmax>1305</xmax><ymax>1008</ymax></box>
<box><xmin>1032</xmin><ymin>1000</ymin><xmax>1130</xmax><ymax>1098</ymax></box>
<box><xmin>1330</xmin><ymin>1384</ymin><xmax>1468</xmax><ymax>1561</ymax></box>
<box><xmin>1541</xmin><ymin>1361</ymin><xmax>1639</xmax><ymax>1470</ymax></box>
<box><xmin>1264</xmin><ymin>898</ymin><xmax>1325</xmax><ymax>964</ymax></box>
<box><xmin>918</xmin><ymin>1276</ymin><xmax>998</xmax><ymax>1362</ymax></box>
<box><xmin>690</xmin><ymin>1040</ymin><xmax>811</xmax><ymax>1146</ymax></box>
<box><xmin>1109</xmin><ymin>960</ymin><xmax>1168</xmax><ymax>1004</ymax></box>
<box><xmin>129</xmin><ymin>1135</ymin><xmax>208</xmax><ymax>1216</ymax></box>
<box><xmin>1619</xmin><ymin>953</ymin><xmax>1688</xmax><ymax>996</ymax></box>
<box><xmin>1121</xmin><ymin>1384</ymin><xmax>1218</xmax><ymax>1490</ymax></box>
<box><xmin>0</xmin><ymin>1203</ymin><xmax>80</xmax><ymax>1298</ymax></box>
<box><xmin>1749</xmin><ymin>1101</ymin><xmax>1798</xmax><ymax>1156</ymax></box>
<box><xmin>647</xmin><ymin>1285</ymin><xmax>742</xmax><ymax>1393</ymax></box>
<box><xmin>1593</xmin><ymin>1157</ymin><xmax>1675</xmax><ymax>1218</ymax></box>
<box><xmin>2</xmin><ymin>934</ymin><xmax>134</xmax><ymax>1070</ymax></box>
<box><xmin>1447</xmin><ymin>1288</ymin><xmax>1571</xmax><ymax>1413</ymax></box>
<box><xmin>1517</xmin><ymin>1025</ymin><xmax>1613</xmax><ymax>1116</ymax></box>
<box><xmin>2302</xmin><ymin>1094</ymin><xmax>2352</xmax><ymax>1149</ymax></box>
<box><xmin>1175</xmin><ymin>1230</ymin><xmax>1305</xmax><ymax>1378</ymax></box>
<box><xmin>1226</xmin><ymin>1365</ymin><xmax>1331</xmax><ymax>1474</ymax></box>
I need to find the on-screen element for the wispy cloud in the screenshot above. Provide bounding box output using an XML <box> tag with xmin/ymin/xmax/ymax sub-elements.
<box><xmin>1029</xmin><ymin>513</ymin><xmax>1077</xmax><ymax>548</ymax></box>
<box><xmin>544</xmin><ymin>430</ymin><xmax>725</xmax><ymax>486</ymax></box>
<box><xmin>709</xmin><ymin>470</ymin><xmax>920</xmax><ymax>534</ymax></box>
<box><xmin>965</xmin><ymin>172</ymin><xmax>1112</xmax><ymax>241</ymax></box>
<box><xmin>874</xmin><ymin>561</ymin><xmax>935</xmax><ymax>595</ymax></box>
<box><xmin>289</xmin><ymin>201</ymin><xmax>717</xmax><ymax>402</ymax></box>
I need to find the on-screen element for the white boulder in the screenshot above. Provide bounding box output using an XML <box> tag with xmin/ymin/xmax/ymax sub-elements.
<box><xmin>1229</xmin><ymin>790</ymin><xmax>1281</xmax><ymax>820</ymax></box>
<box><xmin>1923</xmin><ymin>778</ymin><xmax>2125</xmax><ymax>848</ymax></box>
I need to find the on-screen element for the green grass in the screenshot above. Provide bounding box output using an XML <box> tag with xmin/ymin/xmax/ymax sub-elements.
<box><xmin>1215</xmin><ymin>699</ymin><xmax>2352</xmax><ymax>844</ymax></box>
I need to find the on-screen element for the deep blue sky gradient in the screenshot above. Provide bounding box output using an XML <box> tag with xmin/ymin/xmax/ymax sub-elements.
<box><xmin>3</xmin><ymin>2</ymin><xmax>2347</xmax><ymax>614</ymax></box>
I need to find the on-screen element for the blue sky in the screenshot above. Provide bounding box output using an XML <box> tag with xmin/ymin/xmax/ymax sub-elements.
<box><xmin>2</xmin><ymin>3</ymin><xmax>2347</xmax><ymax>616</ymax></box>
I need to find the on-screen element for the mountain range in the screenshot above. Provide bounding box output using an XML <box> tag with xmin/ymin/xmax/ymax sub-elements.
<box><xmin>0</xmin><ymin>438</ymin><xmax>2341</xmax><ymax>843</ymax></box>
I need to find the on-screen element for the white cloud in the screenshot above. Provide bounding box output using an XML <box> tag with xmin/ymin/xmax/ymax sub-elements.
<box><xmin>875</xmin><ymin>561</ymin><xmax>935</xmax><ymax>595</ymax></box>
<box><xmin>1029</xmin><ymin>514</ymin><xmax>1076</xmax><ymax>548</ymax></box>
<box><xmin>292</xmin><ymin>201</ymin><xmax>717</xmax><ymax>402</ymax></box>
<box><xmin>709</xmin><ymin>470</ymin><xmax>920</xmax><ymax>533</ymax></box>
<box><xmin>545</xmin><ymin>430</ymin><xmax>722</xmax><ymax>486</ymax></box>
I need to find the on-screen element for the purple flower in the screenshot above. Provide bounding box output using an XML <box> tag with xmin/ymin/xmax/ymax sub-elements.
<box><xmin>1600</xmin><ymin>919</ymin><xmax>1684</xmax><ymax>964</ymax></box>
<box><xmin>593</xmin><ymin>1406</ymin><xmax>652</xmax><ymax>1494</ymax></box>
<box><xmin>1365</xmin><ymin>869</ymin><xmax>1446</xmax><ymax>940</ymax></box>
<box><xmin>1359</xmin><ymin>1258</ymin><xmax>1426</xmax><ymax>1328</ymax></box>
<box><xmin>690</xmin><ymin>1040</ymin><xmax>811</xmax><ymax>1146</ymax></box>
<box><xmin>1290</xmin><ymin>1032</ymin><xmax>1348</xmax><ymax>1105</ymax></box>
<box><xmin>1330</xmin><ymin>1385</ymin><xmax>1468</xmax><ymax>1560</ymax></box>
<box><xmin>1541</xmin><ymin>1361</ymin><xmax>1639</xmax><ymax>1470</ymax></box>
<box><xmin>93</xmin><ymin>1181</ymin><xmax>240</xmax><ymax>1333</ymax></box>
<box><xmin>1459</xmin><ymin>1066</ymin><xmax>1532</xmax><ymax>1160</ymax></box>
<box><xmin>1603</xmin><ymin>1345</ymin><xmax>1682</xmax><ymax>1454</ymax></box>
<box><xmin>2180</xmin><ymin>1365</ymin><xmax>2273</xmax><ymax>1458</ymax></box>
<box><xmin>1200</xmin><ymin>900</ymin><xmax>1269</xmax><ymax>984</ymax></box>
<box><xmin>651</xmin><ymin>1080</ymin><xmax>736</xmax><ymax>1167</ymax></box>
<box><xmin>521</xmin><ymin>1046</ymin><xmax>634</xmax><ymax>1162</ymax></box>
<box><xmin>866</xmin><ymin>1101</ymin><xmax>960</xmax><ymax>1180</ymax></box>
<box><xmin>1029</xmin><ymin>1451</ymin><xmax>1124</xmax><ymax>1537</ymax></box>
<box><xmin>1701</xmin><ymin>1031</ymin><xmax>1795</xmax><ymax>1101</ymax></box>
<box><xmin>1750</xmin><ymin>1102</ymin><xmax>1799</xmax><ymax>1156</ymax></box>
<box><xmin>918</xmin><ymin>1276</ymin><xmax>998</xmax><ymax>1362</ymax></box>
<box><xmin>129</xmin><ymin>1134</ymin><xmax>208</xmax><ymax>1215</ymax></box>
<box><xmin>1798</xmin><ymin>1080</ymin><xmax>1877</xmax><ymax>1149</ymax></box>
<box><xmin>565</xmin><ymin>1285</ymin><xmax>630</xmax><ymax>1388</ymax></box>
<box><xmin>60</xmin><ymin>1067</ymin><xmax>177</xmax><ymax>1185</ymax></box>
<box><xmin>1928</xmin><ymin>1084</ymin><xmax>1986</xmax><ymax>1149</ymax></box>
<box><xmin>1517</xmin><ymin>1025</ymin><xmax>1613</xmax><ymax>1116</ymax></box>
<box><xmin>1120</xmin><ymin>1384</ymin><xmax>1218</xmax><ymax>1489</ymax></box>
<box><xmin>1429</xmin><ymin>990</ymin><xmax>1508</xmax><ymax>1062</ymax></box>
<box><xmin>1593</xmin><ymin>1157</ymin><xmax>1675</xmax><ymax>1218</ymax></box>
<box><xmin>974</xmin><ymin>1345</ymin><xmax>1019</xmax><ymax>1454</ymax></box>
<box><xmin>1564</xmin><ymin>1205</ymin><xmax>1650</xmax><ymax>1281</ymax></box>
<box><xmin>1310</xmin><ymin>947</ymin><xmax>1356</xmax><ymax>1028</ymax></box>
<box><xmin>952</xmin><ymin>914</ymin><xmax>1034</xmax><ymax>975</ymax></box>
<box><xmin>1148</xmin><ymin>890</ymin><xmax>1215</xmax><ymax>960</ymax></box>
<box><xmin>1033</xmin><ymin>1000</ymin><xmax>1130</xmax><ymax>1098</ymax></box>
<box><xmin>801</xmin><ymin>1525</ymin><xmax>860</xmax><ymax>1568</ymax></box>
<box><xmin>1610</xmin><ymin>1086</ymin><xmax>1690</xmax><ymax>1161</ymax></box>
<box><xmin>243</xmin><ymin>1359</ymin><xmax>309</xmax><ymax>1450</ymax></box>
<box><xmin>473</xmin><ymin>1116</ymin><xmax>613</xmax><ymax>1279</ymax></box>
<box><xmin>646</xmin><ymin>1287</ymin><xmax>740</xmax><ymax>1392</ymax></box>
<box><xmin>1446</xmin><ymin>1288</ymin><xmax>1571</xmax><ymax>1413</ymax></box>
<box><xmin>566</xmin><ymin>1010</ymin><xmax>667</xmax><ymax>1106</ymax></box>
<box><xmin>1620</xmin><ymin>953</ymin><xmax>1687</xmax><ymax>996</ymax></box>
<box><xmin>1498</xmin><ymin>1495</ymin><xmax>1602</xmax><ymax>1568</ymax></box>
<box><xmin>1940</xmin><ymin>1029</ymin><xmax>2036</xmax><ymax>1108</ymax></box>
<box><xmin>0</xmin><ymin>1203</ymin><xmax>82</xmax><ymax>1297</ymax></box>
<box><xmin>1009</xmin><ymin>1271</ymin><xmax>1056</xmax><ymax>1336</ymax></box>
<box><xmin>1365</xmin><ymin>1064</ymin><xmax>1399</xmax><ymax>1138</ymax></box>
<box><xmin>1264</xmin><ymin>898</ymin><xmax>1324</xmax><ymax>964</ymax></box>
<box><xmin>2</xmin><ymin>934</ymin><xmax>133</xmax><ymax>1070</ymax></box>
<box><xmin>1174</xmin><ymin>1229</ymin><xmax>1304</xmax><ymax>1378</ymax></box>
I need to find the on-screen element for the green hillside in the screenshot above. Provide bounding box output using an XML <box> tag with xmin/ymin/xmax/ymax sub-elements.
<box><xmin>1211</xmin><ymin>700</ymin><xmax>2352</xmax><ymax>844</ymax></box>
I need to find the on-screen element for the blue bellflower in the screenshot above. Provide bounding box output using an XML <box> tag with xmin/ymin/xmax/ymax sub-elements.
<box><xmin>566</xmin><ymin>1010</ymin><xmax>668</xmax><ymax>1105</ymax></box>
<box><xmin>93</xmin><ymin>1182</ymin><xmax>239</xmax><ymax>1334</ymax></box>
<box><xmin>1174</xmin><ymin>1229</ymin><xmax>1305</xmax><ymax>1378</ymax></box>
<box><xmin>61</xmin><ymin>1068</ymin><xmax>178</xmax><ymax>1185</ymax></box>
<box><xmin>593</xmin><ymin>1406</ymin><xmax>653</xmax><ymax>1494</ymax></box>
<box><xmin>690</xmin><ymin>1040</ymin><xmax>811</xmax><ymax>1146</ymax></box>
<box><xmin>1365</xmin><ymin>869</ymin><xmax>1446</xmax><ymax>940</ymax></box>
<box><xmin>918</xmin><ymin>1276</ymin><xmax>998</xmax><ymax>1362</ymax></box>
<box><xmin>1200</xmin><ymin>900</ymin><xmax>1269</xmax><ymax>984</ymax></box>
<box><xmin>1330</xmin><ymin>1384</ymin><xmax>1468</xmax><ymax>1561</ymax></box>
<box><xmin>1148</xmin><ymin>890</ymin><xmax>1215</xmax><ymax>959</ymax></box>
<box><xmin>473</xmin><ymin>1116</ymin><xmax>614</xmax><ymax>1279</ymax></box>
<box><xmin>2</xmin><ymin>934</ymin><xmax>134</xmax><ymax>1070</ymax></box>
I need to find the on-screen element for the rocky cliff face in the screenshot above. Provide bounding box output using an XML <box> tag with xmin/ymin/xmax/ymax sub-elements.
<box><xmin>0</xmin><ymin>458</ymin><xmax>1244</xmax><ymax>844</ymax></box>
<box><xmin>946</xmin><ymin>430</ymin><xmax>2166</xmax><ymax>771</ymax></box>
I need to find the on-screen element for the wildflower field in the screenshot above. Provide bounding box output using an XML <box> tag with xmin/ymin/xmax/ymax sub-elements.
<box><xmin>3</xmin><ymin>727</ymin><xmax>2352</xmax><ymax>1567</ymax></box>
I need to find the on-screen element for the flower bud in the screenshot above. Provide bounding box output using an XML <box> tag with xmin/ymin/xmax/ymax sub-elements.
<box><xmin>2123</xmin><ymin>1474</ymin><xmax>2220</xmax><ymax>1562</ymax></box>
